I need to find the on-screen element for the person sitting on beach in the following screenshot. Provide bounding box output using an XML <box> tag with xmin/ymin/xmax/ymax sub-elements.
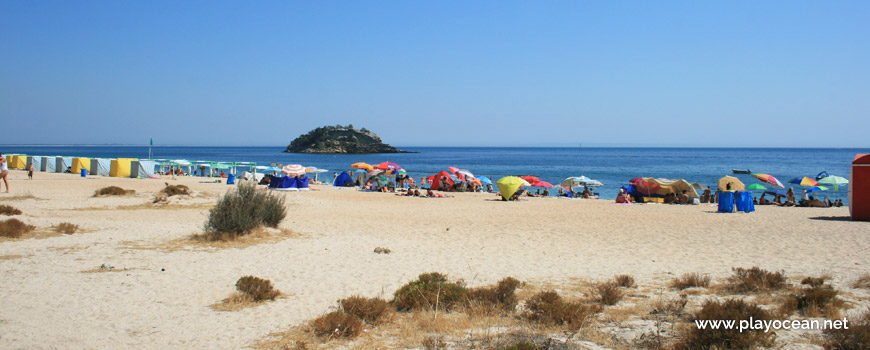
<box><xmin>806</xmin><ymin>195</ymin><xmax>826</xmax><ymax>208</ymax></box>
<box><xmin>678</xmin><ymin>191</ymin><xmax>689</xmax><ymax>204</ymax></box>
<box><xmin>664</xmin><ymin>193</ymin><xmax>676</xmax><ymax>204</ymax></box>
<box><xmin>542</xmin><ymin>189</ymin><xmax>549</xmax><ymax>196</ymax></box>
<box><xmin>220</xmin><ymin>171</ymin><xmax>227</xmax><ymax>178</ymax></box>
<box><xmin>581</xmin><ymin>188</ymin><xmax>591</xmax><ymax>199</ymax></box>
<box><xmin>758</xmin><ymin>193</ymin><xmax>769</xmax><ymax>205</ymax></box>
<box><xmin>615</xmin><ymin>189</ymin><xmax>631</xmax><ymax>203</ymax></box>
<box><xmin>824</xmin><ymin>196</ymin><xmax>832</xmax><ymax>207</ymax></box>
<box><xmin>753</xmin><ymin>197</ymin><xmax>759</xmax><ymax>205</ymax></box>
<box><xmin>834</xmin><ymin>199</ymin><xmax>843</xmax><ymax>207</ymax></box>
<box><xmin>784</xmin><ymin>188</ymin><xmax>796</xmax><ymax>206</ymax></box>
<box><xmin>510</xmin><ymin>193</ymin><xmax>520</xmax><ymax>201</ymax></box>
<box><xmin>700</xmin><ymin>189</ymin><xmax>711</xmax><ymax>203</ymax></box>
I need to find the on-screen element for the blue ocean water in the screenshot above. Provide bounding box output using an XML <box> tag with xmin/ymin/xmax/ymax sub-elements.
<box><xmin>3</xmin><ymin>146</ymin><xmax>865</xmax><ymax>201</ymax></box>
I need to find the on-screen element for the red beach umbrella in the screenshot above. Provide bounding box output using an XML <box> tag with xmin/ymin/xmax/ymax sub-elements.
<box><xmin>519</xmin><ymin>175</ymin><xmax>540</xmax><ymax>184</ymax></box>
<box><xmin>530</xmin><ymin>181</ymin><xmax>554</xmax><ymax>187</ymax></box>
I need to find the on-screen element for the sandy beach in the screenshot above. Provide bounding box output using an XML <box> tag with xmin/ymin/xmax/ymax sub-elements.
<box><xmin>1</xmin><ymin>170</ymin><xmax>869</xmax><ymax>349</ymax></box>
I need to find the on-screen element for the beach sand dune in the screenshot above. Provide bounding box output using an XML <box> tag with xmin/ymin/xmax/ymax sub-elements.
<box><xmin>1</xmin><ymin>171</ymin><xmax>868</xmax><ymax>349</ymax></box>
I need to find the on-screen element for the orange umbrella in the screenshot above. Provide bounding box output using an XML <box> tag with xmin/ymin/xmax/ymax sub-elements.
<box><xmin>351</xmin><ymin>162</ymin><xmax>373</xmax><ymax>172</ymax></box>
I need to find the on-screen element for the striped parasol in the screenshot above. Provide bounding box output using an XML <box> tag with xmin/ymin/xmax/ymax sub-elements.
<box><xmin>282</xmin><ymin>164</ymin><xmax>306</xmax><ymax>176</ymax></box>
<box><xmin>751</xmin><ymin>173</ymin><xmax>785</xmax><ymax>188</ymax></box>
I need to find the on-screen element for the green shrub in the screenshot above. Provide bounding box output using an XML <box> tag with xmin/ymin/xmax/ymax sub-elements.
<box><xmin>203</xmin><ymin>182</ymin><xmax>287</xmax><ymax>239</ymax></box>
<box><xmin>675</xmin><ymin>299</ymin><xmax>775</xmax><ymax>350</ymax></box>
<box><xmin>309</xmin><ymin>311</ymin><xmax>364</xmax><ymax>338</ymax></box>
<box><xmin>727</xmin><ymin>267</ymin><xmax>786</xmax><ymax>293</ymax></box>
<box><xmin>339</xmin><ymin>296</ymin><xmax>390</xmax><ymax>324</ymax></box>
<box><xmin>525</xmin><ymin>290</ymin><xmax>599</xmax><ymax>329</ymax></box>
<box><xmin>392</xmin><ymin>272</ymin><xmax>468</xmax><ymax>311</ymax></box>
<box><xmin>235</xmin><ymin>276</ymin><xmax>280</xmax><ymax>301</ymax></box>
<box><xmin>0</xmin><ymin>218</ymin><xmax>35</xmax><ymax>238</ymax></box>
<box><xmin>670</xmin><ymin>273</ymin><xmax>711</xmax><ymax>290</ymax></box>
<box><xmin>467</xmin><ymin>277</ymin><xmax>521</xmax><ymax>311</ymax></box>
<box><xmin>94</xmin><ymin>186</ymin><xmax>134</xmax><ymax>197</ymax></box>
<box><xmin>0</xmin><ymin>204</ymin><xmax>22</xmax><ymax>216</ymax></box>
<box><xmin>823</xmin><ymin>309</ymin><xmax>870</xmax><ymax>350</ymax></box>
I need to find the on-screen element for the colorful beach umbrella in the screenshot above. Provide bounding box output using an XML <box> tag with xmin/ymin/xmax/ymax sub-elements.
<box><xmin>789</xmin><ymin>177</ymin><xmax>820</xmax><ymax>187</ymax></box>
<box><xmin>376</xmin><ymin>162</ymin><xmax>402</xmax><ymax>171</ymax></box>
<box><xmin>351</xmin><ymin>162</ymin><xmax>374</xmax><ymax>172</ymax></box>
<box><xmin>806</xmin><ymin>186</ymin><xmax>830</xmax><ymax>193</ymax></box>
<box><xmin>282</xmin><ymin>164</ymin><xmax>306</xmax><ymax>175</ymax></box>
<box><xmin>635</xmin><ymin>178</ymin><xmax>661</xmax><ymax>197</ymax></box>
<box><xmin>519</xmin><ymin>175</ymin><xmax>540</xmax><ymax>184</ymax></box>
<box><xmin>530</xmin><ymin>181</ymin><xmax>554</xmax><ymax>187</ymax></box>
<box><xmin>751</xmin><ymin>173</ymin><xmax>785</xmax><ymax>188</ymax></box>
<box><xmin>746</xmin><ymin>183</ymin><xmax>767</xmax><ymax>190</ymax></box>
<box><xmin>818</xmin><ymin>175</ymin><xmax>849</xmax><ymax>191</ymax></box>
<box><xmin>497</xmin><ymin>176</ymin><xmax>528</xmax><ymax>200</ymax></box>
<box><xmin>477</xmin><ymin>176</ymin><xmax>492</xmax><ymax>185</ymax></box>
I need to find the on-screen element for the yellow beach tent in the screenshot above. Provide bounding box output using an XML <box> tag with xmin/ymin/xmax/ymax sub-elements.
<box><xmin>496</xmin><ymin>176</ymin><xmax>529</xmax><ymax>200</ymax></box>
<box><xmin>71</xmin><ymin>158</ymin><xmax>91</xmax><ymax>174</ymax></box>
<box><xmin>9</xmin><ymin>155</ymin><xmax>27</xmax><ymax>169</ymax></box>
<box><xmin>718</xmin><ymin>176</ymin><xmax>745</xmax><ymax>192</ymax></box>
<box><xmin>110</xmin><ymin>158</ymin><xmax>135</xmax><ymax>178</ymax></box>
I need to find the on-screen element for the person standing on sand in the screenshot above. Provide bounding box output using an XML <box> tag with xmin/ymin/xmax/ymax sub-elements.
<box><xmin>27</xmin><ymin>161</ymin><xmax>34</xmax><ymax>180</ymax></box>
<box><xmin>0</xmin><ymin>152</ymin><xmax>9</xmax><ymax>192</ymax></box>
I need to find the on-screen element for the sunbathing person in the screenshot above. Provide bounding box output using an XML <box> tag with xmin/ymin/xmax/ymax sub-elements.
<box><xmin>664</xmin><ymin>193</ymin><xmax>676</xmax><ymax>204</ymax></box>
<box><xmin>615</xmin><ymin>189</ymin><xmax>632</xmax><ymax>203</ymax></box>
<box><xmin>806</xmin><ymin>195</ymin><xmax>826</xmax><ymax>208</ymax></box>
<box><xmin>678</xmin><ymin>191</ymin><xmax>689</xmax><ymax>204</ymax></box>
<box><xmin>784</xmin><ymin>188</ymin><xmax>796</xmax><ymax>206</ymax></box>
<box><xmin>700</xmin><ymin>189</ymin><xmax>711</xmax><ymax>203</ymax></box>
<box><xmin>581</xmin><ymin>188</ymin><xmax>591</xmax><ymax>199</ymax></box>
<box><xmin>413</xmin><ymin>189</ymin><xmax>421</xmax><ymax>196</ymax></box>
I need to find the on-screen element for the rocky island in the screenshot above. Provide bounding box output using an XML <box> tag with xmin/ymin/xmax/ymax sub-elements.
<box><xmin>285</xmin><ymin>125</ymin><xmax>412</xmax><ymax>154</ymax></box>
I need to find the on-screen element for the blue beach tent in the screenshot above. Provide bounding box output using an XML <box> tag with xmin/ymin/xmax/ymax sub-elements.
<box><xmin>297</xmin><ymin>176</ymin><xmax>310</xmax><ymax>191</ymax></box>
<box><xmin>333</xmin><ymin>171</ymin><xmax>354</xmax><ymax>187</ymax></box>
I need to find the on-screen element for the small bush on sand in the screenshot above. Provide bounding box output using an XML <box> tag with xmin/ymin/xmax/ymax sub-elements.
<box><xmin>650</xmin><ymin>294</ymin><xmax>688</xmax><ymax>317</ymax></box>
<box><xmin>422</xmin><ymin>336</ymin><xmax>447</xmax><ymax>350</ymax></box>
<box><xmin>392</xmin><ymin>272</ymin><xmax>468</xmax><ymax>311</ymax></box>
<box><xmin>53</xmin><ymin>222</ymin><xmax>79</xmax><ymax>235</ymax></box>
<box><xmin>0</xmin><ymin>204</ymin><xmax>22</xmax><ymax>216</ymax></box>
<box><xmin>781</xmin><ymin>283</ymin><xmax>844</xmax><ymax>318</ymax></box>
<box><xmin>525</xmin><ymin>290</ymin><xmax>600</xmax><ymax>329</ymax></box>
<box><xmin>823</xmin><ymin>309</ymin><xmax>870</xmax><ymax>350</ymax></box>
<box><xmin>670</xmin><ymin>273</ymin><xmax>711</xmax><ymax>290</ymax></box>
<box><xmin>235</xmin><ymin>276</ymin><xmax>280</xmax><ymax>302</ymax></box>
<box><xmin>467</xmin><ymin>277</ymin><xmax>521</xmax><ymax>311</ymax></box>
<box><xmin>597</xmin><ymin>282</ymin><xmax>623</xmax><ymax>306</ymax></box>
<box><xmin>499</xmin><ymin>341</ymin><xmax>541</xmax><ymax>350</ymax></box>
<box><xmin>339</xmin><ymin>296</ymin><xmax>390</xmax><ymax>324</ymax></box>
<box><xmin>853</xmin><ymin>274</ymin><xmax>870</xmax><ymax>289</ymax></box>
<box><xmin>0</xmin><ymin>218</ymin><xmax>35</xmax><ymax>238</ymax></box>
<box><xmin>675</xmin><ymin>299</ymin><xmax>775</xmax><ymax>350</ymax></box>
<box><xmin>94</xmin><ymin>186</ymin><xmax>134</xmax><ymax>197</ymax></box>
<box><xmin>802</xmin><ymin>276</ymin><xmax>828</xmax><ymax>288</ymax></box>
<box><xmin>160</xmin><ymin>184</ymin><xmax>190</xmax><ymax>197</ymax></box>
<box><xmin>615</xmin><ymin>274</ymin><xmax>635</xmax><ymax>288</ymax></box>
<box><xmin>309</xmin><ymin>311</ymin><xmax>364</xmax><ymax>338</ymax></box>
<box><xmin>203</xmin><ymin>182</ymin><xmax>287</xmax><ymax>240</ymax></box>
<box><xmin>726</xmin><ymin>267</ymin><xmax>787</xmax><ymax>293</ymax></box>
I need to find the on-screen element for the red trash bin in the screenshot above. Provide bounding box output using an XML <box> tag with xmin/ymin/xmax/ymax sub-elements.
<box><xmin>851</xmin><ymin>154</ymin><xmax>870</xmax><ymax>221</ymax></box>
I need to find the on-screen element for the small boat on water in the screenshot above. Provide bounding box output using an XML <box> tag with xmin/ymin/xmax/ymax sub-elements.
<box><xmin>732</xmin><ymin>169</ymin><xmax>751</xmax><ymax>174</ymax></box>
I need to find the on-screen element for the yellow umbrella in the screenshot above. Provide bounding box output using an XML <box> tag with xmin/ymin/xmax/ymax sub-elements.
<box><xmin>718</xmin><ymin>176</ymin><xmax>745</xmax><ymax>191</ymax></box>
<box><xmin>497</xmin><ymin>176</ymin><xmax>527</xmax><ymax>200</ymax></box>
<box><xmin>351</xmin><ymin>162</ymin><xmax>374</xmax><ymax>172</ymax></box>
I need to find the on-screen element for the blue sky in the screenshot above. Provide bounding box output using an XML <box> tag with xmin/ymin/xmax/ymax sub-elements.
<box><xmin>1</xmin><ymin>1</ymin><xmax>868</xmax><ymax>147</ymax></box>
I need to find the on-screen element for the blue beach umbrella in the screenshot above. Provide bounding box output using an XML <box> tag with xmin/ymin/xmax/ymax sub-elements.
<box><xmin>477</xmin><ymin>176</ymin><xmax>492</xmax><ymax>185</ymax></box>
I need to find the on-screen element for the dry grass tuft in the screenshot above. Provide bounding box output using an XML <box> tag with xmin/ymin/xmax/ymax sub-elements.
<box><xmin>160</xmin><ymin>184</ymin><xmax>190</xmax><ymax>197</ymax></box>
<box><xmin>650</xmin><ymin>294</ymin><xmax>688</xmax><ymax>318</ymax></box>
<box><xmin>615</xmin><ymin>274</ymin><xmax>635</xmax><ymax>288</ymax></box>
<box><xmin>823</xmin><ymin>309</ymin><xmax>870</xmax><ymax>350</ymax></box>
<box><xmin>0</xmin><ymin>204</ymin><xmax>22</xmax><ymax>216</ymax></box>
<box><xmin>597</xmin><ymin>282</ymin><xmax>623</xmax><ymax>306</ymax></box>
<box><xmin>781</xmin><ymin>282</ymin><xmax>845</xmax><ymax>318</ymax></box>
<box><xmin>202</xmin><ymin>182</ymin><xmax>286</xmax><ymax>241</ymax></box>
<box><xmin>524</xmin><ymin>290</ymin><xmax>600</xmax><ymax>329</ymax></box>
<box><xmin>339</xmin><ymin>296</ymin><xmax>391</xmax><ymax>325</ymax></box>
<box><xmin>853</xmin><ymin>273</ymin><xmax>870</xmax><ymax>289</ymax></box>
<box><xmin>498</xmin><ymin>341</ymin><xmax>541</xmax><ymax>350</ymax></box>
<box><xmin>726</xmin><ymin>266</ymin><xmax>787</xmax><ymax>293</ymax></box>
<box><xmin>802</xmin><ymin>276</ymin><xmax>829</xmax><ymax>288</ymax></box>
<box><xmin>674</xmin><ymin>298</ymin><xmax>775</xmax><ymax>350</ymax></box>
<box><xmin>421</xmin><ymin>335</ymin><xmax>447</xmax><ymax>350</ymax></box>
<box><xmin>0</xmin><ymin>218</ymin><xmax>35</xmax><ymax>238</ymax></box>
<box><xmin>309</xmin><ymin>311</ymin><xmax>364</xmax><ymax>338</ymax></box>
<box><xmin>93</xmin><ymin>186</ymin><xmax>135</xmax><ymax>197</ymax></box>
<box><xmin>670</xmin><ymin>273</ymin><xmax>711</xmax><ymax>290</ymax></box>
<box><xmin>52</xmin><ymin>222</ymin><xmax>79</xmax><ymax>235</ymax></box>
<box><xmin>236</xmin><ymin>276</ymin><xmax>281</xmax><ymax>302</ymax></box>
<box><xmin>466</xmin><ymin>276</ymin><xmax>522</xmax><ymax>312</ymax></box>
<box><xmin>1</xmin><ymin>193</ymin><xmax>39</xmax><ymax>201</ymax></box>
<box><xmin>373</xmin><ymin>246</ymin><xmax>392</xmax><ymax>254</ymax></box>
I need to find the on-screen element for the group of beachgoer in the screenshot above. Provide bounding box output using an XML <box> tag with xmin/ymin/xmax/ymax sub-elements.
<box><xmin>396</xmin><ymin>188</ymin><xmax>453</xmax><ymax>198</ymax></box>
<box><xmin>754</xmin><ymin>187</ymin><xmax>843</xmax><ymax>208</ymax></box>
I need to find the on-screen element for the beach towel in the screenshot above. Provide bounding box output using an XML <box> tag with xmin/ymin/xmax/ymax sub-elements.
<box><xmin>718</xmin><ymin>192</ymin><xmax>734</xmax><ymax>212</ymax></box>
